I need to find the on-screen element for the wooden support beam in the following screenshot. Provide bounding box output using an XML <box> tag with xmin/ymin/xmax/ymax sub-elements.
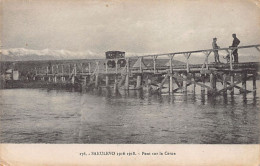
<box><xmin>61</xmin><ymin>65</ymin><xmax>64</xmax><ymax>76</ymax></box>
<box><xmin>182</xmin><ymin>73</ymin><xmax>187</xmax><ymax>92</ymax></box>
<box><xmin>230</xmin><ymin>73</ymin><xmax>234</xmax><ymax>94</ymax></box>
<box><xmin>153</xmin><ymin>56</ymin><xmax>157</xmax><ymax>74</ymax></box>
<box><xmin>159</xmin><ymin>74</ymin><xmax>169</xmax><ymax>92</ymax></box>
<box><xmin>173</xmin><ymin>83</ymin><xmax>192</xmax><ymax>93</ymax></box>
<box><xmin>201</xmin><ymin>74</ymin><xmax>205</xmax><ymax>92</ymax></box>
<box><xmin>173</xmin><ymin>76</ymin><xmax>181</xmax><ymax>88</ymax></box>
<box><xmin>74</xmin><ymin>64</ymin><xmax>77</xmax><ymax>76</ymax></box>
<box><xmin>253</xmin><ymin>72</ymin><xmax>256</xmax><ymax>91</ymax></box>
<box><xmin>136</xmin><ymin>75</ymin><xmax>142</xmax><ymax>89</ymax></box>
<box><xmin>125</xmin><ymin>74</ymin><xmax>129</xmax><ymax>90</ymax></box>
<box><xmin>172</xmin><ymin>73</ymin><xmax>211</xmax><ymax>90</ymax></box>
<box><xmin>95</xmin><ymin>74</ymin><xmax>99</xmax><ymax>88</ymax></box>
<box><xmin>229</xmin><ymin>50</ymin><xmax>233</xmax><ymax>70</ymax></box>
<box><xmin>54</xmin><ymin>75</ymin><xmax>57</xmax><ymax>83</ymax></box>
<box><xmin>191</xmin><ymin>73</ymin><xmax>196</xmax><ymax>93</ymax></box>
<box><xmin>216</xmin><ymin>77</ymin><xmax>251</xmax><ymax>93</ymax></box>
<box><xmin>88</xmin><ymin>62</ymin><xmax>91</xmax><ymax>75</ymax></box>
<box><xmin>118</xmin><ymin>75</ymin><xmax>126</xmax><ymax>87</ymax></box>
<box><xmin>223</xmin><ymin>74</ymin><xmax>227</xmax><ymax>94</ymax></box>
<box><xmin>114</xmin><ymin>77</ymin><xmax>118</xmax><ymax>93</ymax></box>
<box><xmin>115</xmin><ymin>59</ymin><xmax>118</xmax><ymax>74</ymax></box>
<box><xmin>209</xmin><ymin>73</ymin><xmax>217</xmax><ymax>93</ymax></box>
<box><xmin>241</xmin><ymin>72</ymin><xmax>247</xmax><ymax>93</ymax></box>
<box><xmin>71</xmin><ymin>75</ymin><xmax>75</xmax><ymax>84</ymax></box>
<box><xmin>125</xmin><ymin>58</ymin><xmax>130</xmax><ymax>90</ymax></box>
<box><xmin>169</xmin><ymin>74</ymin><xmax>173</xmax><ymax>94</ymax></box>
<box><xmin>139</xmin><ymin>57</ymin><xmax>143</xmax><ymax>73</ymax></box>
<box><xmin>105</xmin><ymin>75</ymin><xmax>109</xmax><ymax>87</ymax></box>
<box><xmin>81</xmin><ymin>63</ymin><xmax>83</xmax><ymax>74</ymax></box>
<box><xmin>184</xmin><ymin>53</ymin><xmax>191</xmax><ymax>73</ymax></box>
<box><xmin>201</xmin><ymin>51</ymin><xmax>211</xmax><ymax>70</ymax></box>
<box><xmin>217</xmin><ymin>80</ymin><xmax>243</xmax><ymax>94</ymax></box>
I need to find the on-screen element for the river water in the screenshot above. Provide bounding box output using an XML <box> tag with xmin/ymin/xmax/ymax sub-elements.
<box><xmin>0</xmin><ymin>82</ymin><xmax>259</xmax><ymax>144</ymax></box>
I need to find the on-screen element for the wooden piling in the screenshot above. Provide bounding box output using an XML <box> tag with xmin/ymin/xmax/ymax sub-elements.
<box><xmin>95</xmin><ymin>74</ymin><xmax>99</xmax><ymax>88</ymax></box>
<box><xmin>105</xmin><ymin>75</ymin><xmax>109</xmax><ymax>87</ymax></box>
<box><xmin>191</xmin><ymin>73</ymin><xmax>196</xmax><ymax>93</ymax></box>
<box><xmin>182</xmin><ymin>73</ymin><xmax>187</xmax><ymax>92</ymax></box>
<box><xmin>114</xmin><ymin>77</ymin><xmax>118</xmax><ymax>93</ymax></box>
<box><xmin>223</xmin><ymin>74</ymin><xmax>227</xmax><ymax>94</ymax></box>
<box><xmin>210</xmin><ymin>73</ymin><xmax>214</xmax><ymax>90</ymax></box>
<box><xmin>71</xmin><ymin>75</ymin><xmax>75</xmax><ymax>84</ymax></box>
<box><xmin>54</xmin><ymin>75</ymin><xmax>57</xmax><ymax>83</ymax></box>
<box><xmin>230</xmin><ymin>73</ymin><xmax>234</xmax><ymax>94</ymax></box>
<box><xmin>209</xmin><ymin>73</ymin><xmax>216</xmax><ymax>94</ymax></box>
<box><xmin>124</xmin><ymin>58</ymin><xmax>129</xmax><ymax>90</ymax></box>
<box><xmin>242</xmin><ymin>72</ymin><xmax>247</xmax><ymax>93</ymax></box>
<box><xmin>253</xmin><ymin>72</ymin><xmax>256</xmax><ymax>91</ymax></box>
<box><xmin>125</xmin><ymin>74</ymin><xmax>129</xmax><ymax>90</ymax></box>
<box><xmin>88</xmin><ymin>62</ymin><xmax>91</xmax><ymax>75</ymax></box>
<box><xmin>61</xmin><ymin>65</ymin><xmax>64</xmax><ymax>76</ymax></box>
<box><xmin>169</xmin><ymin>74</ymin><xmax>173</xmax><ymax>94</ymax></box>
<box><xmin>136</xmin><ymin>75</ymin><xmax>142</xmax><ymax>89</ymax></box>
<box><xmin>201</xmin><ymin>74</ymin><xmax>205</xmax><ymax>92</ymax></box>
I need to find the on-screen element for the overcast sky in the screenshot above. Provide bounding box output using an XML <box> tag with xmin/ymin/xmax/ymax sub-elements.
<box><xmin>1</xmin><ymin>0</ymin><xmax>260</xmax><ymax>55</ymax></box>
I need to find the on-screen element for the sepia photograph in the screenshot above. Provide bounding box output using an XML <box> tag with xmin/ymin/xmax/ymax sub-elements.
<box><xmin>0</xmin><ymin>0</ymin><xmax>259</xmax><ymax>165</ymax></box>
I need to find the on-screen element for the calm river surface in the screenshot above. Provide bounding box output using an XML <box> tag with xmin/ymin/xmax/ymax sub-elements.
<box><xmin>0</xmin><ymin>82</ymin><xmax>259</xmax><ymax>144</ymax></box>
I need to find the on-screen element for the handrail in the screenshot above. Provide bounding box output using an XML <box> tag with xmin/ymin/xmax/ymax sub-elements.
<box><xmin>126</xmin><ymin>44</ymin><xmax>260</xmax><ymax>59</ymax></box>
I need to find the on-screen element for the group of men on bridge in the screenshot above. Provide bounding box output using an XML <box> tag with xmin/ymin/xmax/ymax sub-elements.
<box><xmin>212</xmin><ymin>33</ymin><xmax>240</xmax><ymax>63</ymax></box>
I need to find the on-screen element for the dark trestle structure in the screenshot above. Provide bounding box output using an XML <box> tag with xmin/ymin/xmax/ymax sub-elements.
<box><xmin>4</xmin><ymin>44</ymin><xmax>260</xmax><ymax>97</ymax></box>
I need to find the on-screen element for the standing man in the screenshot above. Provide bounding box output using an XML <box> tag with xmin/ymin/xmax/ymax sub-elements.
<box><xmin>230</xmin><ymin>33</ymin><xmax>240</xmax><ymax>63</ymax></box>
<box><xmin>212</xmin><ymin>37</ymin><xmax>220</xmax><ymax>63</ymax></box>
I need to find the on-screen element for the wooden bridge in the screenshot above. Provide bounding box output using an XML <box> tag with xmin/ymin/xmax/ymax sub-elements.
<box><xmin>32</xmin><ymin>44</ymin><xmax>260</xmax><ymax>96</ymax></box>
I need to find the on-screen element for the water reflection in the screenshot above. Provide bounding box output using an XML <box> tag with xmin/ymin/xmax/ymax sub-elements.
<box><xmin>0</xmin><ymin>87</ymin><xmax>259</xmax><ymax>144</ymax></box>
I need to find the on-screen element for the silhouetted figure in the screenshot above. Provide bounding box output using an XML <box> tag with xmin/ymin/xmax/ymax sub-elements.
<box><xmin>230</xmin><ymin>34</ymin><xmax>240</xmax><ymax>63</ymax></box>
<box><xmin>212</xmin><ymin>37</ymin><xmax>220</xmax><ymax>63</ymax></box>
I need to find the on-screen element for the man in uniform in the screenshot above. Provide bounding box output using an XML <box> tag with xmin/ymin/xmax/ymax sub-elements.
<box><xmin>230</xmin><ymin>34</ymin><xmax>240</xmax><ymax>63</ymax></box>
<box><xmin>212</xmin><ymin>37</ymin><xmax>220</xmax><ymax>63</ymax></box>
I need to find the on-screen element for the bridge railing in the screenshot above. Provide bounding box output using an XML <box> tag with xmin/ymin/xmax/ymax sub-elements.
<box><xmin>35</xmin><ymin>44</ymin><xmax>260</xmax><ymax>76</ymax></box>
<box><xmin>128</xmin><ymin>44</ymin><xmax>260</xmax><ymax>73</ymax></box>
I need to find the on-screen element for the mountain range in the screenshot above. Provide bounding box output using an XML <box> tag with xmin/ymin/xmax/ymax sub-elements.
<box><xmin>0</xmin><ymin>48</ymin><xmax>259</xmax><ymax>63</ymax></box>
